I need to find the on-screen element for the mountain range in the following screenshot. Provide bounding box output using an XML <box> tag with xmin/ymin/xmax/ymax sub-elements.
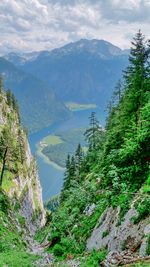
<box><xmin>0</xmin><ymin>57</ymin><xmax>70</xmax><ymax>133</ymax></box>
<box><xmin>1</xmin><ymin>39</ymin><xmax>129</xmax><ymax>132</ymax></box>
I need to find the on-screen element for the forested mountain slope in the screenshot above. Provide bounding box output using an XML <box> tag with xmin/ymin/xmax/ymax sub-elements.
<box><xmin>37</xmin><ymin>31</ymin><xmax>150</xmax><ymax>267</ymax></box>
<box><xmin>0</xmin><ymin>57</ymin><xmax>70</xmax><ymax>133</ymax></box>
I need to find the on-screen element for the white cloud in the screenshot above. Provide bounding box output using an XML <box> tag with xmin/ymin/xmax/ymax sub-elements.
<box><xmin>0</xmin><ymin>0</ymin><xmax>150</xmax><ymax>54</ymax></box>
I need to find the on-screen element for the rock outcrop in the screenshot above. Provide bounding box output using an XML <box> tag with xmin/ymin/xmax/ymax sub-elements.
<box><xmin>87</xmin><ymin>205</ymin><xmax>150</xmax><ymax>265</ymax></box>
<box><xmin>0</xmin><ymin>90</ymin><xmax>45</xmax><ymax>234</ymax></box>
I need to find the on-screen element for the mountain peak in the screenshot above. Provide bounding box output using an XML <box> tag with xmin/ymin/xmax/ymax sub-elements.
<box><xmin>49</xmin><ymin>39</ymin><xmax>127</xmax><ymax>59</ymax></box>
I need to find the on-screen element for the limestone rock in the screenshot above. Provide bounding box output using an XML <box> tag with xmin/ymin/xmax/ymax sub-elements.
<box><xmin>84</xmin><ymin>203</ymin><xmax>96</xmax><ymax>217</ymax></box>
<box><xmin>87</xmin><ymin>205</ymin><xmax>150</xmax><ymax>258</ymax></box>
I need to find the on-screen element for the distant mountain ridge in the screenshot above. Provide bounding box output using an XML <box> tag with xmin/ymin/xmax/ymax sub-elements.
<box><xmin>50</xmin><ymin>39</ymin><xmax>128</xmax><ymax>58</ymax></box>
<box><xmin>5</xmin><ymin>51</ymin><xmax>40</xmax><ymax>66</ymax></box>
<box><xmin>5</xmin><ymin>39</ymin><xmax>129</xmax><ymax>63</ymax></box>
<box><xmin>2</xmin><ymin>39</ymin><xmax>129</xmax><ymax>132</ymax></box>
<box><xmin>16</xmin><ymin>39</ymin><xmax>129</xmax><ymax>108</ymax></box>
<box><xmin>0</xmin><ymin>57</ymin><xmax>70</xmax><ymax>133</ymax></box>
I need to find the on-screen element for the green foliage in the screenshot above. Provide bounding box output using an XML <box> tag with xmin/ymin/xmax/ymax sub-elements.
<box><xmin>6</xmin><ymin>89</ymin><xmax>20</xmax><ymax>121</ymax></box>
<box><xmin>45</xmin><ymin>195</ymin><xmax>60</xmax><ymax>212</ymax></box>
<box><xmin>0</xmin><ymin>191</ymin><xmax>39</xmax><ymax>266</ymax></box>
<box><xmin>102</xmin><ymin>230</ymin><xmax>109</xmax><ymax>238</ymax></box>
<box><xmin>80</xmin><ymin>249</ymin><xmax>107</xmax><ymax>267</ymax></box>
<box><xmin>38</xmin><ymin>31</ymin><xmax>150</xmax><ymax>263</ymax></box>
<box><xmin>0</xmin><ymin>190</ymin><xmax>10</xmax><ymax>213</ymax></box>
<box><xmin>35</xmin><ymin>221</ymin><xmax>51</xmax><ymax>244</ymax></box>
<box><xmin>0</xmin><ymin>251</ymin><xmax>39</xmax><ymax>267</ymax></box>
<box><xmin>0</xmin><ymin>90</ymin><xmax>28</xmax><ymax>188</ymax></box>
<box><xmin>84</xmin><ymin>112</ymin><xmax>104</xmax><ymax>152</ymax></box>
<box><xmin>46</xmin><ymin>181</ymin><xmax>108</xmax><ymax>257</ymax></box>
<box><xmin>17</xmin><ymin>214</ymin><xmax>26</xmax><ymax>226</ymax></box>
<box><xmin>0</xmin><ymin>81</ymin><xmax>43</xmax><ymax>266</ymax></box>
<box><xmin>132</xmin><ymin>197</ymin><xmax>150</xmax><ymax>224</ymax></box>
<box><xmin>142</xmin><ymin>174</ymin><xmax>150</xmax><ymax>193</ymax></box>
<box><xmin>101</xmin><ymin>30</ymin><xmax>150</xmax><ymax>192</ymax></box>
<box><xmin>53</xmin><ymin>244</ymin><xmax>64</xmax><ymax>257</ymax></box>
<box><xmin>146</xmin><ymin>235</ymin><xmax>150</xmax><ymax>255</ymax></box>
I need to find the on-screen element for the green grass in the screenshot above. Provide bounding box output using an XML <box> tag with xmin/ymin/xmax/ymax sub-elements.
<box><xmin>2</xmin><ymin>170</ymin><xmax>15</xmax><ymax>193</ymax></box>
<box><xmin>80</xmin><ymin>249</ymin><xmax>107</xmax><ymax>267</ymax></box>
<box><xmin>65</xmin><ymin>102</ymin><xmax>97</xmax><ymax>111</ymax></box>
<box><xmin>0</xmin><ymin>251</ymin><xmax>39</xmax><ymax>267</ymax></box>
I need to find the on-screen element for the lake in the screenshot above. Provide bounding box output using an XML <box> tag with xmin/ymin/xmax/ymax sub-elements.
<box><xmin>29</xmin><ymin>108</ymin><xmax>105</xmax><ymax>202</ymax></box>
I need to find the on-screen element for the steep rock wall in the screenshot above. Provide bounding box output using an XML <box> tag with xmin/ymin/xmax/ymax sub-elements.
<box><xmin>0</xmin><ymin>91</ymin><xmax>45</xmax><ymax>233</ymax></box>
<box><xmin>87</xmin><ymin>205</ymin><xmax>150</xmax><ymax>261</ymax></box>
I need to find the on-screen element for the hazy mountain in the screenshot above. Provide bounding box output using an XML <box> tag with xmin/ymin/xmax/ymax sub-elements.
<box><xmin>0</xmin><ymin>57</ymin><xmax>70</xmax><ymax>133</ymax></box>
<box><xmin>5</xmin><ymin>51</ymin><xmax>40</xmax><ymax>66</ymax></box>
<box><xmin>13</xmin><ymin>39</ymin><xmax>129</xmax><ymax>109</ymax></box>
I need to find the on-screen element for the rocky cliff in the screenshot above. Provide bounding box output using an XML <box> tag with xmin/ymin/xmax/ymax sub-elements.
<box><xmin>0</xmin><ymin>87</ymin><xmax>45</xmax><ymax>234</ymax></box>
<box><xmin>86</xmin><ymin>203</ymin><xmax>150</xmax><ymax>266</ymax></box>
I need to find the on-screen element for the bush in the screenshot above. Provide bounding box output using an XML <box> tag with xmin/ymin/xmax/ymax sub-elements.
<box><xmin>53</xmin><ymin>244</ymin><xmax>64</xmax><ymax>256</ymax></box>
<box><xmin>0</xmin><ymin>191</ymin><xmax>10</xmax><ymax>213</ymax></box>
<box><xmin>146</xmin><ymin>235</ymin><xmax>150</xmax><ymax>255</ymax></box>
<box><xmin>132</xmin><ymin>197</ymin><xmax>150</xmax><ymax>224</ymax></box>
<box><xmin>80</xmin><ymin>249</ymin><xmax>107</xmax><ymax>267</ymax></box>
<box><xmin>0</xmin><ymin>241</ymin><xmax>11</xmax><ymax>252</ymax></box>
<box><xmin>102</xmin><ymin>230</ymin><xmax>109</xmax><ymax>238</ymax></box>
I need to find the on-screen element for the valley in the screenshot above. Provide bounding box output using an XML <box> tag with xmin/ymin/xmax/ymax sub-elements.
<box><xmin>29</xmin><ymin>106</ymin><xmax>104</xmax><ymax>201</ymax></box>
<box><xmin>1</xmin><ymin>30</ymin><xmax>150</xmax><ymax>267</ymax></box>
<box><xmin>2</xmin><ymin>39</ymin><xmax>128</xmax><ymax>134</ymax></box>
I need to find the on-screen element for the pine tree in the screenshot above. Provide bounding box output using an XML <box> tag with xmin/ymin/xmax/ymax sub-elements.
<box><xmin>84</xmin><ymin>112</ymin><xmax>102</xmax><ymax>151</ymax></box>
<box><xmin>17</xmin><ymin>129</ymin><xmax>26</xmax><ymax>164</ymax></box>
<box><xmin>75</xmin><ymin>143</ymin><xmax>83</xmax><ymax>178</ymax></box>
<box><xmin>70</xmin><ymin>156</ymin><xmax>76</xmax><ymax>180</ymax></box>
<box><xmin>62</xmin><ymin>154</ymin><xmax>71</xmax><ymax>193</ymax></box>
<box><xmin>61</xmin><ymin>154</ymin><xmax>76</xmax><ymax>201</ymax></box>
<box><xmin>102</xmin><ymin>30</ymin><xmax>150</xmax><ymax>187</ymax></box>
<box><xmin>112</xmin><ymin>79</ymin><xmax>122</xmax><ymax>107</ymax></box>
<box><xmin>6</xmin><ymin>90</ymin><xmax>12</xmax><ymax>107</ymax></box>
<box><xmin>123</xmin><ymin>30</ymin><xmax>149</xmax><ymax>126</ymax></box>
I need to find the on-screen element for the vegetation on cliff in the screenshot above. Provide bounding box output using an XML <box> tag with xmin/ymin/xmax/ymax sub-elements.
<box><xmin>0</xmin><ymin>190</ymin><xmax>40</xmax><ymax>266</ymax></box>
<box><xmin>0</xmin><ymin>79</ymin><xmax>45</xmax><ymax>266</ymax></box>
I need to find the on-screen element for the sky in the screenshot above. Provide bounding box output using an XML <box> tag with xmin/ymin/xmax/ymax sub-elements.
<box><xmin>0</xmin><ymin>0</ymin><xmax>150</xmax><ymax>54</ymax></box>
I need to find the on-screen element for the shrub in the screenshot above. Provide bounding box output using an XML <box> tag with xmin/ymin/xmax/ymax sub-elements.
<box><xmin>53</xmin><ymin>244</ymin><xmax>64</xmax><ymax>256</ymax></box>
<box><xmin>0</xmin><ymin>191</ymin><xmax>10</xmax><ymax>213</ymax></box>
<box><xmin>102</xmin><ymin>230</ymin><xmax>109</xmax><ymax>238</ymax></box>
<box><xmin>132</xmin><ymin>197</ymin><xmax>150</xmax><ymax>224</ymax></box>
<box><xmin>146</xmin><ymin>235</ymin><xmax>150</xmax><ymax>255</ymax></box>
<box><xmin>80</xmin><ymin>249</ymin><xmax>107</xmax><ymax>267</ymax></box>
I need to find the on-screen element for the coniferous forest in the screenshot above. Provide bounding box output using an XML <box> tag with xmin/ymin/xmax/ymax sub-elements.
<box><xmin>36</xmin><ymin>30</ymin><xmax>150</xmax><ymax>266</ymax></box>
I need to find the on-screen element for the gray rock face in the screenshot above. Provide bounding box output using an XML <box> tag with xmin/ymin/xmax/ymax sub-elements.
<box><xmin>87</xmin><ymin>206</ymin><xmax>150</xmax><ymax>257</ymax></box>
<box><xmin>17</xmin><ymin>151</ymin><xmax>46</xmax><ymax>233</ymax></box>
<box><xmin>84</xmin><ymin>203</ymin><xmax>96</xmax><ymax>216</ymax></box>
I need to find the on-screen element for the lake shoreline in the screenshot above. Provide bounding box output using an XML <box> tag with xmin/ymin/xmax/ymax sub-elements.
<box><xmin>36</xmin><ymin>144</ymin><xmax>65</xmax><ymax>171</ymax></box>
<box><xmin>29</xmin><ymin>107</ymin><xmax>104</xmax><ymax>201</ymax></box>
